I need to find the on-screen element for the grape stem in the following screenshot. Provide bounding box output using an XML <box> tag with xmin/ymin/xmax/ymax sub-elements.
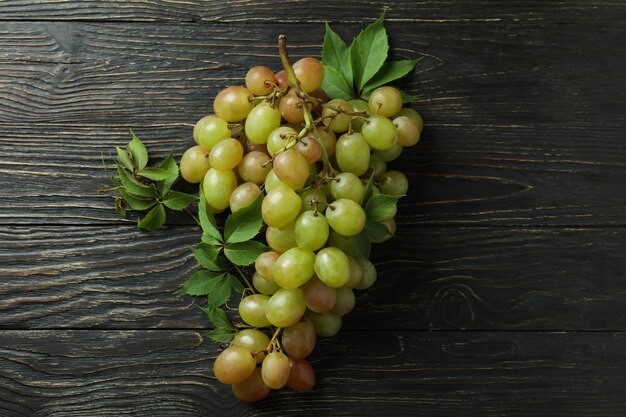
<box><xmin>233</xmin><ymin>264</ymin><xmax>257</xmax><ymax>295</ymax></box>
<box><xmin>266</xmin><ymin>326</ymin><xmax>283</xmax><ymax>353</ymax></box>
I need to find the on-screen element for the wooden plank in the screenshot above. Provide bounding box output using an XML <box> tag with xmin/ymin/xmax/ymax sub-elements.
<box><xmin>2</xmin><ymin>225</ymin><xmax>625</xmax><ymax>331</ymax></box>
<box><xmin>0</xmin><ymin>330</ymin><xmax>624</xmax><ymax>416</ymax></box>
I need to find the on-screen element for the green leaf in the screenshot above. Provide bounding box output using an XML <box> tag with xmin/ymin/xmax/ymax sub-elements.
<box><xmin>350</xmin><ymin>11</ymin><xmax>389</xmax><ymax>92</ymax></box>
<box><xmin>163</xmin><ymin>191</ymin><xmax>196</xmax><ymax>211</ymax></box>
<box><xmin>322</xmin><ymin>22</ymin><xmax>353</xmax><ymax>88</ymax></box>
<box><xmin>190</xmin><ymin>245</ymin><xmax>223</xmax><ymax>272</ymax></box>
<box><xmin>203</xmin><ymin>327</ymin><xmax>236</xmax><ymax>344</ymax></box>
<box><xmin>364</xmin><ymin>221</ymin><xmax>391</xmax><ymax>243</ymax></box>
<box><xmin>117</xmin><ymin>188</ymin><xmax>156</xmax><ymax>211</ymax></box>
<box><xmin>207</xmin><ymin>273</ymin><xmax>243</xmax><ymax>307</ymax></box>
<box><xmin>198</xmin><ymin>183</ymin><xmax>223</xmax><ymax>245</ymax></box>
<box><xmin>352</xmin><ymin>232</ymin><xmax>372</xmax><ymax>259</ymax></box>
<box><xmin>224</xmin><ymin>241</ymin><xmax>268</xmax><ymax>266</ymax></box>
<box><xmin>137</xmin><ymin>203</ymin><xmax>166</xmax><ymax>230</ymax></box>
<box><xmin>138</xmin><ymin>167</ymin><xmax>178</xmax><ymax>182</ymax></box>
<box><xmin>399</xmin><ymin>88</ymin><xmax>416</xmax><ymax>104</ymax></box>
<box><xmin>128</xmin><ymin>130</ymin><xmax>148</xmax><ymax>170</ymax></box>
<box><xmin>362</xmin><ymin>58</ymin><xmax>422</xmax><ymax>95</ymax></box>
<box><xmin>199</xmin><ymin>305</ymin><xmax>234</xmax><ymax>330</ymax></box>
<box><xmin>365</xmin><ymin>194</ymin><xmax>401</xmax><ymax>222</ymax></box>
<box><xmin>116</xmin><ymin>147</ymin><xmax>134</xmax><ymax>171</ymax></box>
<box><xmin>157</xmin><ymin>151</ymin><xmax>179</xmax><ymax>195</ymax></box>
<box><xmin>362</xmin><ymin>173</ymin><xmax>375</xmax><ymax>206</ymax></box>
<box><xmin>116</xmin><ymin>166</ymin><xmax>157</xmax><ymax>198</ymax></box>
<box><xmin>227</xmin><ymin>272</ymin><xmax>245</xmax><ymax>294</ymax></box>
<box><xmin>224</xmin><ymin>193</ymin><xmax>263</xmax><ymax>244</ymax></box>
<box><xmin>175</xmin><ymin>270</ymin><xmax>224</xmax><ymax>296</ymax></box>
<box><xmin>321</xmin><ymin>65</ymin><xmax>354</xmax><ymax>101</ymax></box>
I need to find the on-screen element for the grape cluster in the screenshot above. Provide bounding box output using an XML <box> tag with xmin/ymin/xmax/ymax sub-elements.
<box><xmin>179</xmin><ymin>50</ymin><xmax>423</xmax><ymax>402</ymax></box>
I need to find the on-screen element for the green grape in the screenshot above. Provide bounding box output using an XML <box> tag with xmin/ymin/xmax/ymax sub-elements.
<box><xmin>239</xmin><ymin>294</ymin><xmax>271</xmax><ymax>328</ymax></box>
<box><xmin>397</xmin><ymin>107</ymin><xmax>424</xmax><ymax>133</ymax></box>
<box><xmin>266</xmin><ymin>288</ymin><xmax>306</xmax><ymax>328</ymax></box>
<box><xmin>266</xmin><ymin>223</ymin><xmax>297</xmax><ymax>252</ymax></box>
<box><xmin>295</xmin><ymin>135</ymin><xmax>322</xmax><ymax>164</ymax></box>
<box><xmin>261</xmin><ymin>351</ymin><xmax>291</xmax><ymax>389</ymax></box>
<box><xmin>327</xmin><ymin>229</ymin><xmax>356</xmax><ymax>256</ymax></box>
<box><xmin>301</xmin><ymin>274</ymin><xmax>336</xmax><ymax>313</ymax></box>
<box><xmin>229</xmin><ymin>182</ymin><xmax>261</xmax><ymax>212</ymax></box>
<box><xmin>214</xmin><ymin>86</ymin><xmax>254</xmax><ymax>122</ymax></box>
<box><xmin>253</xmin><ymin>271</ymin><xmax>280</xmax><ymax>295</ymax></box>
<box><xmin>330</xmin><ymin>172</ymin><xmax>365</xmax><ymax>203</ymax></box>
<box><xmin>393</xmin><ymin>115</ymin><xmax>420</xmax><ymax>147</ymax></box>
<box><xmin>209</xmin><ymin>138</ymin><xmax>243</xmax><ymax>171</ymax></box>
<box><xmin>294</xmin><ymin>211</ymin><xmax>329</xmax><ymax>251</ymax></box>
<box><xmin>272</xmin><ymin>247</ymin><xmax>316</xmax><ymax>289</ymax></box>
<box><xmin>232</xmin><ymin>329</ymin><xmax>270</xmax><ymax>364</ymax></box>
<box><xmin>232</xmin><ymin>367</ymin><xmax>271</xmax><ymax>403</ymax></box>
<box><xmin>335</xmin><ymin>132</ymin><xmax>370</xmax><ymax>176</ymax></box>
<box><xmin>331</xmin><ymin>287</ymin><xmax>355</xmax><ymax>316</ymax></box>
<box><xmin>262</xmin><ymin>186</ymin><xmax>302</xmax><ymax>228</ymax></box>
<box><xmin>368</xmin><ymin>86</ymin><xmax>403</xmax><ymax>117</ymax></box>
<box><xmin>362</xmin><ymin>115</ymin><xmax>397</xmax><ymax>150</ymax></box>
<box><xmin>325</xmin><ymin>198</ymin><xmax>366</xmax><ymax>237</ymax></box>
<box><xmin>293</xmin><ymin>57</ymin><xmax>324</xmax><ymax>93</ymax></box>
<box><xmin>314</xmin><ymin>247</ymin><xmax>350</xmax><ymax>288</ymax></box>
<box><xmin>273</xmin><ymin>149</ymin><xmax>310</xmax><ymax>187</ymax></box>
<box><xmin>322</xmin><ymin>99</ymin><xmax>353</xmax><ymax>133</ymax></box>
<box><xmin>245</xmin><ymin>103</ymin><xmax>281</xmax><ymax>144</ymax></box>
<box><xmin>180</xmin><ymin>145</ymin><xmax>210</xmax><ymax>184</ymax></box>
<box><xmin>344</xmin><ymin>255</ymin><xmax>364</xmax><ymax>289</ymax></box>
<box><xmin>203</xmin><ymin>168</ymin><xmax>237</xmax><ymax>211</ymax></box>
<box><xmin>368</xmin><ymin>153</ymin><xmax>387</xmax><ymax>179</ymax></box>
<box><xmin>279</xmin><ymin>90</ymin><xmax>306</xmax><ymax>124</ymax></box>
<box><xmin>287</xmin><ymin>358</ymin><xmax>315</xmax><ymax>392</ymax></box>
<box><xmin>308</xmin><ymin>311</ymin><xmax>342</xmax><ymax>337</ymax></box>
<box><xmin>193</xmin><ymin>115</ymin><xmax>231</xmax><ymax>150</ymax></box>
<box><xmin>265</xmin><ymin>168</ymin><xmax>303</xmax><ymax>193</ymax></box>
<box><xmin>347</xmin><ymin>98</ymin><xmax>370</xmax><ymax>132</ymax></box>
<box><xmin>213</xmin><ymin>345</ymin><xmax>255</xmax><ymax>384</ymax></box>
<box><xmin>282</xmin><ymin>319</ymin><xmax>317</xmax><ymax>359</ymax></box>
<box><xmin>299</xmin><ymin>188</ymin><xmax>327</xmax><ymax>213</ymax></box>
<box><xmin>254</xmin><ymin>251</ymin><xmax>281</xmax><ymax>281</ymax></box>
<box><xmin>245</xmin><ymin>66</ymin><xmax>277</xmax><ymax>95</ymax></box>
<box><xmin>355</xmin><ymin>256</ymin><xmax>377</xmax><ymax>289</ymax></box>
<box><xmin>238</xmin><ymin>151</ymin><xmax>271</xmax><ymax>185</ymax></box>
<box><xmin>266</xmin><ymin>126</ymin><xmax>297</xmax><ymax>157</ymax></box>
<box><xmin>379</xmin><ymin>170</ymin><xmax>409</xmax><ymax>196</ymax></box>
<box><xmin>374</xmin><ymin>143</ymin><xmax>403</xmax><ymax>162</ymax></box>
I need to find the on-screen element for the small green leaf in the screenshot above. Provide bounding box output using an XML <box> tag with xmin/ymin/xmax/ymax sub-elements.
<box><xmin>322</xmin><ymin>22</ymin><xmax>353</xmax><ymax>88</ymax></box>
<box><xmin>399</xmin><ymin>88</ymin><xmax>416</xmax><ymax>104</ymax></box>
<box><xmin>116</xmin><ymin>166</ymin><xmax>157</xmax><ymax>198</ymax></box>
<box><xmin>190</xmin><ymin>245</ymin><xmax>223</xmax><ymax>272</ymax></box>
<box><xmin>365</xmin><ymin>194</ymin><xmax>401</xmax><ymax>222</ymax></box>
<box><xmin>364</xmin><ymin>221</ymin><xmax>391</xmax><ymax>243</ymax></box>
<box><xmin>118</xmin><ymin>188</ymin><xmax>157</xmax><ymax>211</ymax></box>
<box><xmin>208</xmin><ymin>273</ymin><xmax>243</xmax><ymax>307</ymax></box>
<box><xmin>175</xmin><ymin>270</ymin><xmax>224</xmax><ymax>296</ymax></box>
<box><xmin>362</xmin><ymin>58</ymin><xmax>422</xmax><ymax>95</ymax></box>
<box><xmin>321</xmin><ymin>65</ymin><xmax>354</xmax><ymax>101</ymax></box>
<box><xmin>200</xmin><ymin>305</ymin><xmax>234</xmax><ymax>329</ymax></box>
<box><xmin>362</xmin><ymin>174</ymin><xmax>375</xmax><ymax>206</ymax></box>
<box><xmin>137</xmin><ymin>203</ymin><xmax>166</xmax><ymax>230</ymax></box>
<box><xmin>224</xmin><ymin>241</ymin><xmax>268</xmax><ymax>266</ymax></box>
<box><xmin>227</xmin><ymin>272</ymin><xmax>245</xmax><ymax>294</ymax></box>
<box><xmin>163</xmin><ymin>191</ymin><xmax>196</xmax><ymax>211</ymax></box>
<box><xmin>350</xmin><ymin>11</ymin><xmax>389</xmax><ymax>92</ymax></box>
<box><xmin>224</xmin><ymin>193</ymin><xmax>263</xmax><ymax>244</ymax></box>
<box><xmin>116</xmin><ymin>147</ymin><xmax>134</xmax><ymax>171</ymax></box>
<box><xmin>198</xmin><ymin>183</ymin><xmax>223</xmax><ymax>245</ymax></box>
<box><xmin>138</xmin><ymin>167</ymin><xmax>178</xmax><ymax>182</ymax></box>
<box><xmin>128</xmin><ymin>130</ymin><xmax>148</xmax><ymax>170</ymax></box>
<box><xmin>203</xmin><ymin>327</ymin><xmax>236</xmax><ymax>344</ymax></box>
<box><xmin>157</xmin><ymin>151</ymin><xmax>179</xmax><ymax>195</ymax></box>
<box><xmin>352</xmin><ymin>232</ymin><xmax>372</xmax><ymax>259</ymax></box>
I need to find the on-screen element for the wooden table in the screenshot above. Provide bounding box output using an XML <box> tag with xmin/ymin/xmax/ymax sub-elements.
<box><xmin>1</xmin><ymin>1</ymin><xmax>625</xmax><ymax>415</ymax></box>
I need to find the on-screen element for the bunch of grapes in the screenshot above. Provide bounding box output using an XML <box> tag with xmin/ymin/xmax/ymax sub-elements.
<box><xmin>179</xmin><ymin>39</ymin><xmax>423</xmax><ymax>402</ymax></box>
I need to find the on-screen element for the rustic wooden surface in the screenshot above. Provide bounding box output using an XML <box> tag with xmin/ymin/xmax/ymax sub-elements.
<box><xmin>0</xmin><ymin>1</ymin><xmax>625</xmax><ymax>415</ymax></box>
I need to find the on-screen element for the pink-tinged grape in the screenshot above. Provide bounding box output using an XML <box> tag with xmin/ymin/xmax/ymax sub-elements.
<box><xmin>267</xmin><ymin>126</ymin><xmax>297</xmax><ymax>157</ymax></box>
<box><xmin>272</xmin><ymin>247</ymin><xmax>316</xmax><ymax>289</ymax></box>
<box><xmin>180</xmin><ymin>145</ymin><xmax>210</xmax><ymax>184</ymax></box>
<box><xmin>232</xmin><ymin>329</ymin><xmax>270</xmax><ymax>364</ymax></box>
<box><xmin>331</xmin><ymin>287</ymin><xmax>355</xmax><ymax>316</ymax></box>
<box><xmin>266</xmin><ymin>223</ymin><xmax>297</xmax><ymax>252</ymax></box>
<box><xmin>265</xmin><ymin>168</ymin><xmax>303</xmax><ymax>193</ymax></box>
<box><xmin>325</xmin><ymin>198</ymin><xmax>366</xmax><ymax>237</ymax></box>
<box><xmin>266</xmin><ymin>288</ymin><xmax>306</xmax><ymax>328</ymax></box>
<box><xmin>287</xmin><ymin>358</ymin><xmax>315</xmax><ymax>392</ymax></box>
<box><xmin>232</xmin><ymin>367</ymin><xmax>271</xmax><ymax>403</ymax></box>
<box><xmin>368</xmin><ymin>153</ymin><xmax>387</xmax><ymax>179</ymax></box>
<box><xmin>282</xmin><ymin>319</ymin><xmax>317</xmax><ymax>359</ymax></box>
<box><xmin>322</xmin><ymin>99</ymin><xmax>353</xmax><ymax>133</ymax></box>
<box><xmin>335</xmin><ymin>132</ymin><xmax>370</xmax><ymax>176</ymax></box>
<box><xmin>295</xmin><ymin>135</ymin><xmax>322</xmax><ymax>164</ymax></box>
<box><xmin>274</xmin><ymin>70</ymin><xmax>289</xmax><ymax>91</ymax></box>
<box><xmin>397</xmin><ymin>107</ymin><xmax>424</xmax><ymax>132</ymax></box>
<box><xmin>279</xmin><ymin>90</ymin><xmax>306</xmax><ymax>124</ymax></box>
<box><xmin>262</xmin><ymin>186</ymin><xmax>302</xmax><ymax>228</ymax></box>
<box><xmin>301</xmin><ymin>274</ymin><xmax>336</xmax><ymax>313</ymax></box>
<box><xmin>379</xmin><ymin>170</ymin><xmax>409</xmax><ymax>196</ymax></box>
<box><xmin>239</xmin><ymin>294</ymin><xmax>271</xmax><ymax>328</ymax></box>
<box><xmin>253</xmin><ymin>271</ymin><xmax>280</xmax><ymax>295</ymax></box>
<box><xmin>293</xmin><ymin>57</ymin><xmax>324</xmax><ymax>93</ymax></box>
<box><xmin>300</xmin><ymin>188</ymin><xmax>327</xmax><ymax>213</ymax></box>
<box><xmin>368</xmin><ymin>86</ymin><xmax>403</xmax><ymax>117</ymax></box>
<box><xmin>294</xmin><ymin>211</ymin><xmax>329</xmax><ymax>251</ymax></box>
<box><xmin>327</xmin><ymin>229</ymin><xmax>357</xmax><ymax>256</ymax></box>
<box><xmin>213</xmin><ymin>345</ymin><xmax>255</xmax><ymax>384</ymax></box>
<box><xmin>229</xmin><ymin>182</ymin><xmax>261</xmax><ymax>212</ymax></box>
<box><xmin>315</xmin><ymin>126</ymin><xmax>337</xmax><ymax>157</ymax></box>
<box><xmin>308</xmin><ymin>311</ymin><xmax>342</xmax><ymax>337</ymax></box>
<box><xmin>238</xmin><ymin>151</ymin><xmax>271</xmax><ymax>185</ymax></box>
<box><xmin>255</xmin><ymin>251</ymin><xmax>281</xmax><ymax>281</ymax></box>
<box><xmin>245</xmin><ymin>66</ymin><xmax>277</xmax><ymax>95</ymax></box>
<box><xmin>314</xmin><ymin>247</ymin><xmax>350</xmax><ymax>288</ymax></box>
<box><xmin>193</xmin><ymin>115</ymin><xmax>231</xmax><ymax>150</ymax></box>
<box><xmin>245</xmin><ymin>138</ymin><xmax>268</xmax><ymax>154</ymax></box>
<box><xmin>330</xmin><ymin>172</ymin><xmax>365</xmax><ymax>203</ymax></box>
<box><xmin>214</xmin><ymin>86</ymin><xmax>254</xmax><ymax>122</ymax></box>
<box><xmin>261</xmin><ymin>351</ymin><xmax>291</xmax><ymax>389</ymax></box>
<box><xmin>203</xmin><ymin>168</ymin><xmax>237</xmax><ymax>211</ymax></box>
<box><xmin>374</xmin><ymin>143</ymin><xmax>403</xmax><ymax>162</ymax></box>
<box><xmin>355</xmin><ymin>256</ymin><xmax>377</xmax><ymax>289</ymax></box>
<box><xmin>347</xmin><ymin>98</ymin><xmax>370</xmax><ymax>132</ymax></box>
<box><xmin>344</xmin><ymin>255</ymin><xmax>364</xmax><ymax>289</ymax></box>
<box><xmin>209</xmin><ymin>138</ymin><xmax>243</xmax><ymax>171</ymax></box>
<box><xmin>273</xmin><ymin>149</ymin><xmax>310</xmax><ymax>187</ymax></box>
<box><xmin>362</xmin><ymin>115</ymin><xmax>397</xmax><ymax>150</ymax></box>
<box><xmin>245</xmin><ymin>103</ymin><xmax>281</xmax><ymax>144</ymax></box>
<box><xmin>393</xmin><ymin>115</ymin><xmax>420</xmax><ymax>147</ymax></box>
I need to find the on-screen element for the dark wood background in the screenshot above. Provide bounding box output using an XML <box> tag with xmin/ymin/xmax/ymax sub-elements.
<box><xmin>1</xmin><ymin>1</ymin><xmax>625</xmax><ymax>415</ymax></box>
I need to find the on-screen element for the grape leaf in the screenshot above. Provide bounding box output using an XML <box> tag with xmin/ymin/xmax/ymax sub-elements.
<box><xmin>175</xmin><ymin>270</ymin><xmax>224</xmax><ymax>296</ymax></box>
<box><xmin>399</xmin><ymin>88</ymin><xmax>416</xmax><ymax>103</ymax></box>
<box><xmin>364</xmin><ymin>194</ymin><xmax>401</xmax><ymax>222</ymax></box>
<box><xmin>116</xmin><ymin>147</ymin><xmax>134</xmax><ymax>171</ymax></box>
<box><xmin>190</xmin><ymin>245</ymin><xmax>223</xmax><ymax>272</ymax></box>
<box><xmin>362</xmin><ymin>58</ymin><xmax>422</xmax><ymax>95</ymax></box>
<box><xmin>198</xmin><ymin>183</ymin><xmax>223</xmax><ymax>245</ymax></box>
<box><xmin>364</xmin><ymin>220</ymin><xmax>391</xmax><ymax>243</ymax></box>
<box><xmin>157</xmin><ymin>151</ymin><xmax>179</xmax><ymax>195</ymax></box>
<box><xmin>117</xmin><ymin>188</ymin><xmax>156</xmax><ymax>211</ymax></box>
<box><xmin>115</xmin><ymin>166</ymin><xmax>157</xmax><ymax>198</ymax></box>
<box><xmin>137</xmin><ymin>203</ymin><xmax>166</xmax><ymax>230</ymax></box>
<box><xmin>163</xmin><ymin>190</ymin><xmax>196</xmax><ymax>211</ymax></box>
<box><xmin>321</xmin><ymin>65</ymin><xmax>354</xmax><ymax>100</ymax></box>
<box><xmin>224</xmin><ymin>241</ymin><xmax>268</xmax><ymax>266</ymax></box>
<box><xmin>224</xmin><ymin>193</ymin><xmax>263</xmax><ymax>244</ymax></box>
<box><xmin>128</xmin><ymin>131</ymin><xmax>148</xmax><ymax>170</ymax></box>
<box><xmin>208</xmin><ymin>273</ymin><xmax>243</xmax><ymax>307</ymax></box>
<box><xmin>138</xmin><ymin>167</ymin><xmax>178</xmax><ymax>182</ymax></box>
<box><xmin>200</xmin><ymin>306</ymin><xmax>235</xmax><ymax>343</ymax></box>
<box><xmin>322</xmin><ymin>22</ymin><xmax>353</xmax><ymax>89</ymax></box>
<box><xmin>352</xmin><ymin>232</ymin><xmax>372</xmax><ymax>259</ymax></box>
<box><xmin>350</xmin><ymin>11</ymin><xmax>389</xmax><ymax>92</ymax></box>
<box><xmin>203</xmin><ymin>327</ymin><xmax>236</xmax><ymax>344</ymax></box>
<box><xmin>362</xmin><ymin>173</ymin><xmax>375</xmax><ymax>205</ymax></box>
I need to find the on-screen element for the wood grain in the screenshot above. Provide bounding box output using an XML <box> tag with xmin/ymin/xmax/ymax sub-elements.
<box><xmin>0</xmin><ymin>330</ymin><xmax>624</xmax><ymax>416</ymax></box>
<box><xmin>2</xmin><ymin>225</ymin><xmax>625</xmax><ymax>331</ymax></box>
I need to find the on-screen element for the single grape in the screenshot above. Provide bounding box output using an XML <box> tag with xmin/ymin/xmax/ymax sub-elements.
<box><xmin>274</xmin><ymin>70</ymin><xmax>289</xmax><ymax>91</ymax></box>
<box><xmin>266</xmin><ymin>223</ymin><xmax>297</xmax><ymax>252</ymax></box>
<box><xmin>347</xmin><ymin>98</ymin><xmax>370</xmax><ymax>132</ymax></box>
<box><xmin>330</xmin><ymin>172</ymin><xmax>365</xmax><ymax>203</ymax></box>
<box><xmin>362</xmin><ymin>115</ymin><xmax>397</xmax><ymax>150</ymax></box>
<box><xmin>287</xmin><ymin>358</ymin><xmax>315</xmax><ymax>392</ymax></box>
<box><xmin>272</xmin><ymin>247</ymin><xmax>316</xmax><ymax>289</ymax></box>
<box><xmin>238</xmin><ymin>151</ymin><xmax>271</xmax><ymax>185</ymax></box>
<box><xmin>299</xmin><ymin>188</ymin><xmax>327</xmax><ymax>213</ymax></box>
<box><xmin>344</xmin><ymin>255</ymin><xmax>364</xmax><ymax>289</ymax></box>
<box><xmin>374</xmin><ymin>143</ymin><xmax>403</xmax><ymax>162</ymax></box>
<box><xmin>355</xmin><ymin>256</ymin><xmax>377</xmax><ymax>289</ymax></box>
<box><xmin>245</xmin><ymin>66</ymin><xmax>277</xmax><ymax>95</ymax></box>
<box><xmin>396</xmin><ymin>107</ymin><xmax>424</xmax><ymax>132</ymax></box>
<box><xmin>239</xmin><ymin>294</ymin><xmax>271</xmax><ymax>328</ymax></box>
<box><xmin>368</xmin><ymin>153</ymin><xmax>387</xmax><ymax>179</ymax></box>
<box><xmin>232</xmin><ymin>367</ymin><xmax>271</xmax><ymax>403</ymax></box>
<box><xmin>245</xmin><ymin>103</ymin><xmax>281</xmax><ymax>144</ymax></box>
<box><xmin>232</xmin><ymin>329</ymin><xmax>270</xmax><ymax>364</ymax></box>
<box><xmin>335</xmin><ymin>132</ymin><xmax>370</xmax><ymax>176</ymax></box>
<box><xmin>293</xmin><ymin>57</ymin><xmax>324</xmax><ymax>93</ymax></box>
<box><xmin>393</xmin><ymin>115</ymin><xmax>420</xmax><ymax>147</ymax></box>
<box><xmin>214</xmin><ymin>86</ymin><xmax>254</xmax><ymax>122</ymax></box>
<box><xmin>229</xmin><ymin>182</ymin><xmax>261</xmax><ymax>212</ymax></box>
<box><xmin>295</xmin><ymin>135</ymin><xmax>322</xmax><ymax>164</ymax></box>
<box><xmin>261</xmin><ymin>351</ymin><xmax>291</xmax><ymax>389</ymax></box>
<box><xmin>279</xmin><ymin>90</ymin><xmax>306</xmax><ymax>124</ymax></box>
<box><xmin>253</xmin><ymin>271</ymin><xmax>280</xmax><ymax>295</ymax></box>
<box><xmin>322</xmin><ymin>99</ymin><xmax>353</xmax><ymax>133</ymax></box>
<box><xmin>314</xmin><ymin>247</ymin><xmax>351</xmax><ymax>288</ymax></box>
<box><xmin>331</xmin><ymin>287</ymin><xmax>355</xmax><ymax>316</ymax></box>
<box><xmin>255</xmin><ymin>251</ymin><xmax>281</xmax><ymax>281</ymax></box>
<box><xmin>266</xmin><ymin>288</ymin><xmax>307</xmax><ymax>328</ymax></box>
<box><xmin>180</xmin><ymin>145</ymin><xmax>210</xmax><ymax>183</ymax></box>
<box><xmin>213</xmin><ymin>345</ymin><xmax>255</xmax><ymax>384</ymax></box>
<box><xmin>193</xmin><ymin>115</ymin><xmax>231</xmax><ymax>150</ymax></box>
<box><xmin>282</xmin><ymin>319</ymin><xmax>316</xmax><ymax>359</ymax></box>
<box><xmin>379</xmin><ymin>170</ymin><xmax>409</xmax><ymax>196</ymax></box>
<box><xmin>266</xmin><ymin>126</ymin><xmax>297</xmax><ymax>157</ymax></box>
<box><xmin>301</xmin><ymin>274</ymin><xmax>337</xmax><ymax>313</ymax></box>
<box><xmin>308</xmin><ymin>311</ymin><xmax>342</xmax><ymax>337</ymax></box>
<box><xmin>325</xmin><ymin>198</ymin><xmax>366</xmax><ymax>237</ymax></box>
<box><xmin>209</xmin><ymin>138</ymin><xmax>243</xmax><ymax>171</ymax></box>
<box><xmin>273</xmin><ymin>149</ymin><xmax>310</xmax><ymax>187</ymax></box>
<box><xmin>368</xmin><ymin>86</ymin><xmax>403</xmax><ymax>117</ymax></box>
<box><xmin>294</xmin><ymin>211</ymin><xmax>329</xmax><ymax>251</ymax></box>
<box><xmin>203</xmin><ymin>168</ymin><xmax>237</xmax><ymax>211</ymax></box>
<box><xmin>262</xmin><ymin>186</ymin><xmax>302</xmax><ymax>228</ymax></box>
